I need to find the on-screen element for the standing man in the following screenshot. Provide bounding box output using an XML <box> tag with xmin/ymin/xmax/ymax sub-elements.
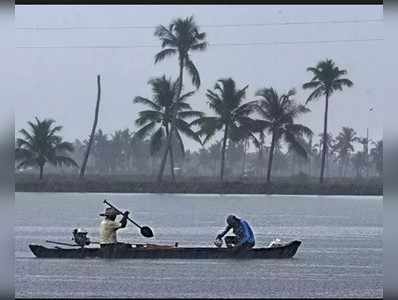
<box><xmin>99</xmin><ymin>207</ymin><xmax>130</xmax><ymax>256</ymax></box>
<box><xmin>216</xmin><ymin>215</ymin><xmax>255</xmax><ymax>249</ymax></box>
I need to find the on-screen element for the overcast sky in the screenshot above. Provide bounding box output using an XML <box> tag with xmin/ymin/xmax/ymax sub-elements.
<box><xmin>15</xmin><ymin>5</ymin><xmax>383</xmax><ymax>152</ymax></box>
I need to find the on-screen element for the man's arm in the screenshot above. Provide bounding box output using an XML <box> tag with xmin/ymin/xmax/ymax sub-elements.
<box><xmin>118</xmin><ymin>211</ymin><xmax>129</xmax><ymax>229</ymax></box>
<box><xmin>217</xmin><ymin>224</ymin><xmax>232</xmax><ymax>239</ymax></box>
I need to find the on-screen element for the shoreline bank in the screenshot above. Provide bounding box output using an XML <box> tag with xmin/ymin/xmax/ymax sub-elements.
<box><xmin>15</xmin><ymin>174</ymin><xmax>383</xmax><ymax>195</ymax></box>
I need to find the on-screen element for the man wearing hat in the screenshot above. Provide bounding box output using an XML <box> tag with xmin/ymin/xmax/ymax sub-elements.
<box><xmin>99</xmin><ymin>207</ymin><xmax>130</xmax><ymax>245</ymax></box>
<box><xmin>215</xmin><ymin>214</ymin><xmax>255</xmax><ymax>249</ymax></box>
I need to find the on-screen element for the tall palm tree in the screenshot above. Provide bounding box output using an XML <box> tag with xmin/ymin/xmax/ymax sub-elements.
<box><xmin>255</xmin><ymin>88</ymin><xmax>313</xmax><ymax>183</ymax></box>
<box><xmin>303</xmin><ymin>59</ymin><xmax>353</xmax><ymax>183</ymax></box>
<box><xmin>154</xmin><ymin>16</ymin><xmax>208</xmax><ymax>182</ymax></box>
<box><xmin>193</xmin><ymin>78</ymin><xmax>258</xmax><ymax>181</ymax></box>
<box><xmin>334</xmin><ymin>127</ymin><xmax>358</xmax><ymax>176</ymax></box>
<box><xmin>317</xmin><ymin>132</ymin><xmax>335</xmax><ymax>177</ymax></box>
<box><xmin>133</xmin><ymin>75</ymin><xmax>203</xmax><ymax>181</ymax></box>
<box><xmin>15</xmin><ymin>117</ymin><xmax>78</xmax><ymax>179</ymax></box>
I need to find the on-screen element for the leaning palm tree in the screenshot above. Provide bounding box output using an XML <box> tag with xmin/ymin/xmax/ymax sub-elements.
<box><xmin>133</xmin><ymin>75</ymin><xmax>203</xmax><ymax>181</ymax></box>
<box><xmin>333</xmin><ymin>127</ymin><xmax>358</xmax><ymax>177</ymax></box>
<box><xmin>154</xmin><ymin>16</ymin><xmax>208</xmax><ymax>182</ymax></box>
<box><xmin>15</xmin><ymin>117</ymin><xmax>78</xmax><ymax>179</ymax></box>
<box><xmin>303</xmin><ymin>59</ymin><xmax>353</xmax><ymax>183</ymax></box>
<box><xmin>80</xmin><ymin>75</ymin><xmax>101</xmax><ymax>178</ymax></box>
<box><xmin>255</xmin><ymin>88</ymin><xmax>313</xmax><ymax>183</ymax></box>
<box><xmin>193</xmin><ymin>78</ymin><xmax>258</xmax><ymax>181</ymax></box>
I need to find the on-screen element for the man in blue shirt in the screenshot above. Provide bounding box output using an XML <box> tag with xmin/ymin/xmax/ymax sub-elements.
<box><xmin>216</xmin><ymin>215</ymin><xmax>255</xmax><ymax>249</ymax></box>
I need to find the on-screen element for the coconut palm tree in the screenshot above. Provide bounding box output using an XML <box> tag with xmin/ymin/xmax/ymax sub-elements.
<box><xmin>15</xmin><ymin>117</ymin><xmax>78</xmax><ymax>179</ymax></box>
<box><xmin>316</xmin><ymin>132</ymin><xmax>335</xmax><ymax>177</ymax></box>
<box><xmin>255</xmin><ymin>88</ymin><xmax>313</xmax><ymax>183</ymax></box>
<box><xmin>333</xmin><ymin>127</ymin><xmax>358</xmax><ymax>176</ymax></box>
<box><xmin>133</xmin><ymin>75</ymin><xmax>203</xmax><ymax>181</ymax></box>
<box><xmin>193</xmin><ymin>78</ymin><xmax>258</xmax><ymax>181</ymax></box>
<box><xmin>154</xmin><ymin>16</ymin><xmax>208</xmax><ymax>182</ymax></box>
<box><xmin>303</xmin><ymin>59</ymin><xmax>353</xmax><ymax>183</ymax></box>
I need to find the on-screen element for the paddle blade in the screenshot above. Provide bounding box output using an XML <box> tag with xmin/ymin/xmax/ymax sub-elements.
<box><xmin>141</xmin><ymin>226</ymin><xmax>154</xmax><ymax>238</ymax></box>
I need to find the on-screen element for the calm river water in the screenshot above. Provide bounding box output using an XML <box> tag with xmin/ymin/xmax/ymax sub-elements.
<box><xmin>15</xmin><ymin>193</ymin><xmax>382</xmax><ymax>298</ymax></box>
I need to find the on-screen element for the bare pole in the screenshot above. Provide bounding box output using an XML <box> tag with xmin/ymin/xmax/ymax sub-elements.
<box><xmin>80</xmin><ymin>75</ymin><xmax>101</xmax><ymax>178</ymax></box>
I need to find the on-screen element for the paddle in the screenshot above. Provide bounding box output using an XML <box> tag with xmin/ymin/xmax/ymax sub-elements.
<box><xmin>103</xmin><ymin>200</ymin><xmax>154</xmax><ymax>238</ymax></box>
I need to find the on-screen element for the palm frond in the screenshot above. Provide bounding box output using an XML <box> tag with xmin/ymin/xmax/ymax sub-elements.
<box><xmin>134</xmin><ymin>121</ymin><xmax>157</xmax><ymax>140</ymax></box>
<box><xmin>185</xmin><ymin>57</ymin><xmax>201</xmax><ymax>89</ymax></box>
<box><xmin>177</xmin><ymin>110</ymin><xmax>204</xmax><ymax>120</ymax></box>
<box><xmin>284</xmin><ymin>131</ymin><xmax>308</xmax><ymax>159</ymax></box>
<box><xmin>176</xmin><ymin>119</ymin><xmax>202</xmax><ymax>144</ymax></box>
<box><xmin>178</xmin><ymin>90</ymin><xmax>195</xmax><ymax>102</ymax></box>
<box><xmin>286</xmin><ymin>124</ymin><xmax>313</xmax><ymax>138</ymax></box>
<box><xmin>15</xmin><ymin>148</ymin><xmax>34</xmax><ymax>161</ymax></box>
<box><xmin>302</xmin><ymin>81</ymin><xmax>322</xmax><ymax>89</ymax></box>
<box><xmin>154</xmin><ymin>48</ymin><xmax>177</xmax><ymax>64</ymax></box>
<box><xmin>52</xmin><ymin>156</ymin><xmax>79</xmax><ymax>168</ymax></box>
<box><xmin>191</xmin><ymin>41</ymin><xmax>208</xmax><ymax>52</ymax></box>
<box><xmin>133</xmin><ymin>96</ymin><xmax>162</xmax><ymax>111</ymax></box>
<box><xmin>48</xmin><ymin>125</ymin><xmax>63</xmax><ymax>137</ymax></box>
<box><xmin>18</xmin><ymin>129</ymin><xmax>34</xmax><ymax>143</ymax></box>
<box><xmin>16</xmin><ymin>138</ymin><xmax>34</xmax><ymax>150</ymax></box>
<box><xmin>305</xmin><ymin>87</ymin><xmax>324</xmax><ymax>104</ymax></box>
<box><xmin>137</xmin><ymin>110</ymin><xmax>164</xmax><ymax>123</ymax></box>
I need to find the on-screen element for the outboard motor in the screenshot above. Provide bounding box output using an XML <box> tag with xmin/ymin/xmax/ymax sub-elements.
<box><xmin>72</xmin><ymin>228</ymin><xmax>91</xmax><ymax>247</ymax></box>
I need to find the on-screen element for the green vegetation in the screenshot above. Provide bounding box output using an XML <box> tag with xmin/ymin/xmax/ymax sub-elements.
<box><xmin>14</xmin><ymin>16</ymin><xmax>382</xmax><ymax>194</ymax></box>
<box><xmin>194</xmin><ymin>78</ymin><xmax>257</xmax><ymax>181</ymax></box>
<box><xmin>254</xmin><ymin>88</ymin><xmax>312</xmax><ymax>183</ymax></box>
<box><xmin>302</xmin><ymin>59</ymin><xmax>354</xmax><ymax>183</ymax></box>
<box><xmin>154</xmin><ymin>16</ymin><xmax>208</xmax><ymax>182</ymax></box>
<box><xmin>15</xmin><ymin>173</ymin><xmax>382</xmax><ymax>195</ymax></box>
<box><xmin>133</xmin><ymin>75</ymin><xmax>203</xmax><ymax>181</ymax></box>
<box><xmin>15</xmin><ymin>118</ymin><xmax>78</xmax><ymax>179</ymax></box>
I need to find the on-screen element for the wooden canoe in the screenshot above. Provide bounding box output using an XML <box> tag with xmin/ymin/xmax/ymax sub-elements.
<box><xmin>29</xmin><ymin>240</ymin><xmax>301</xmax><ymax>259</ymax></box>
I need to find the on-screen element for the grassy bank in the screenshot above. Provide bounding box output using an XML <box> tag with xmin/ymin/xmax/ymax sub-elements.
<box><xmin>15</xmin><ymin>174</ymin><xmax>383</xmax><ymax>195</ymax></box>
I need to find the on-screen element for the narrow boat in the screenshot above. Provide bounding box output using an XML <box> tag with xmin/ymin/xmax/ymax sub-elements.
<box><xmin>29</xmin><ymin>240</ymin><xmax>301</xmax><ymax>259</ymax></box>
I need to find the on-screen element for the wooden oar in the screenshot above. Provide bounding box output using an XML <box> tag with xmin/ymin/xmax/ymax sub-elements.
<box><xmin>103</xmin><ymin>200</ymin><xmax>154</xmax><ymax>238</ymax></box>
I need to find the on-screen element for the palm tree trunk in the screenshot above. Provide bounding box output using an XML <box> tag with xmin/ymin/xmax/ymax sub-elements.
<box><xmin>168</xmin><ymin>146</ymin><xmax>176</xmax><ymax>181</ymax></box>
<box><xmin>220</xmin><ymin>125</ymin><xmax>229</xmax><ymax>181</ymax></box>
<box><xmin>39</xmin><ymin>164</ymin><xmax>44</xmax><ymax>180</ymax></box>
<box><xmin>157</xmin><ymin>58</ymin><xmax>184</xmax><ymax>183</ymax></box>
<box><xmin>80</xmin><ymin>75</ymin><xmax>101</xmax><ymax>178</ymax></box>
<box><xmin>320</xmin><ymin>94</ymin><xmax>329</xmax><ymax>184</ymax></box>
<box><xmin>165</xmin><ymin>126</ymin><xmax>176</xmax><ymax>182</ymax></box>
<box><xmin>241</xmin><ymin>139</ymin><xmax>247</xmax><ymax>177</ymax></box>
<box><xmin>266</xmin><ymin>131</ymin><xmax>277</xmax><ymax>183</ymax></box>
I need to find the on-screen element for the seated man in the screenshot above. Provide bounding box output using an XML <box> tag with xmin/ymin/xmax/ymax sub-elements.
<box><xmin>216</xmin><ymin>215</ymin><xmax>255</xmax><ymax>249</ymax></box>
<box><xmin>99</xmin><ymin>207</ymin><xmax>129</xmax><ymax>249</ymax></box>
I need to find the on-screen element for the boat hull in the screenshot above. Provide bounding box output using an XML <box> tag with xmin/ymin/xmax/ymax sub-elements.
<box><xmin>29</xmin><ymin>240</ymin><xmax>301</xmax><ymax>259</ymax></box>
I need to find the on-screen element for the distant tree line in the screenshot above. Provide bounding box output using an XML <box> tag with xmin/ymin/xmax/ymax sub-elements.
<box><xmin>14</xmin><ymin>16</ymin><xmax>382</xmax><ymax>183</ymax></box>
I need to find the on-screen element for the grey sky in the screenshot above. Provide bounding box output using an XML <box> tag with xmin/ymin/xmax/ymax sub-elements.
<box><xmin>15</xmin><ymin>5</ymin><xmax>383</xmax><ymax>152</ymax></box>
